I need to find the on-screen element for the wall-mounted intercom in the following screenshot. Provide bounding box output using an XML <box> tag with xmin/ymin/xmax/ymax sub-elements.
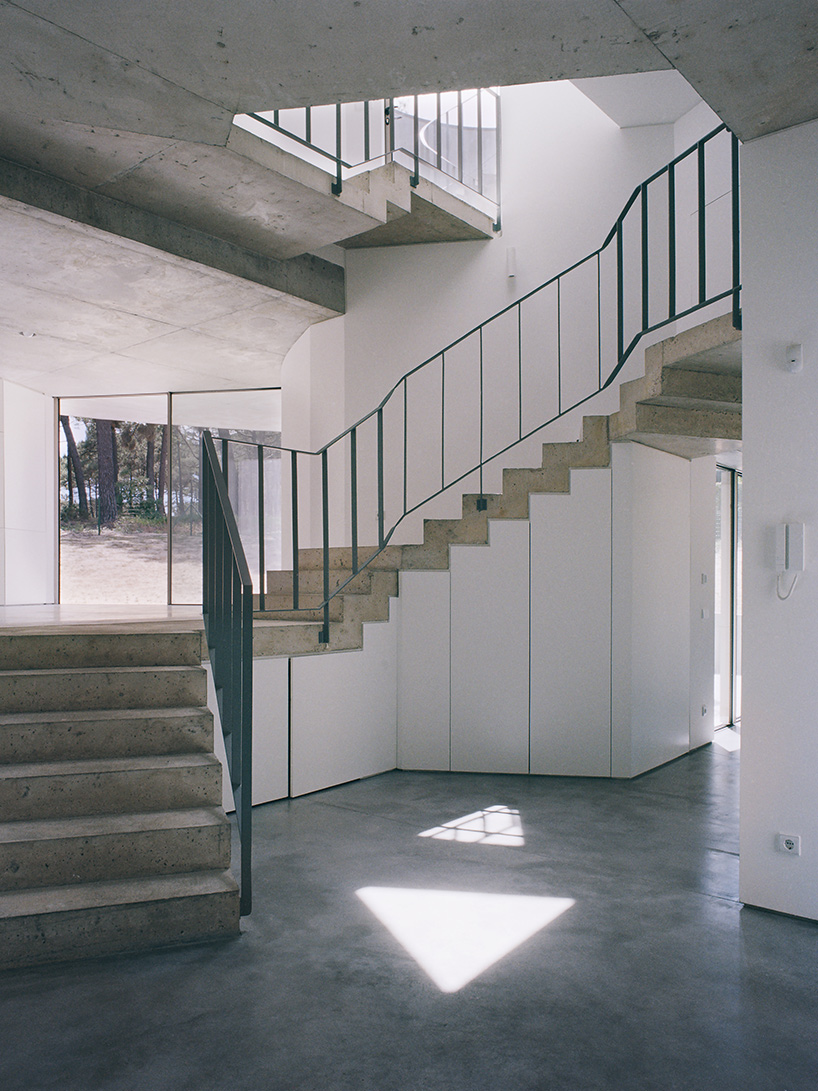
<box><xmin>776</xmin><ymin>522</ymin><xmax>805</xmax><ymax>599</ymax></box>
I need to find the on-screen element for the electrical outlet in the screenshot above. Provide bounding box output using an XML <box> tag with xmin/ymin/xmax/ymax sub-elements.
<box><xmin>776</xmin><ymin>834</ymin><xmax>801</xmax><ymax>855</ymax></box>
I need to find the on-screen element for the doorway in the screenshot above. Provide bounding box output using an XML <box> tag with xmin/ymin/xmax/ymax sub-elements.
<box><xmin>714</xmin><ymin>464</ymin><xmax>742</xmax><ymax>728</ymax></box>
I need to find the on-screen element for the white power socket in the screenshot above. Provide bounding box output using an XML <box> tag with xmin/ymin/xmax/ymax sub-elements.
<box><xmin>776</xmin><ymin>833</ymin><xmax>801</xmax><ymax>856</ymax></box>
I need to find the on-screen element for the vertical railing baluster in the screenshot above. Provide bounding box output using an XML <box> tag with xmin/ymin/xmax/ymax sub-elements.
<box><xmin>350</xmin><ymin>427</ymin><xmax>359</xmax><ymax>573</ymax></box>
<box><xmin>377</xmin><ymin>408</ymin><xmax>385</xmax><ymax>548</ymax></box>
<box><xmin>411</xmin><ymin>94</ymin><xmax>420</xmax><ymax>186</ymax></box>
<box><xmin>440</xmin><ymin>353</ymin><xmax>446</xmax><ymax>492</ymax></box>
<box><xmin>290</xmin><ymin>450</ymin><xmax>299</xmax><ymax>610</ymax></box>
<box><xmin>597</xmin><ymin>252</ymin><xmax>602</xmax><ymax>391</ymax></box>
<box><xmin>332</xmin><ymin>102</ymin><xmax>343</xmax><ymax>195</ymax></box>
<box><xmin>668</xmin><ymin>161</ymin><xmax>677</xmax><ymax>320</ymax></box>
<box><xmin>731</xmin><ymin>132</ymin><xmax>741</xmax><ymax>329</ymax></box>
<box><xmin>557</xmin><ymin>278</ymin><xmax>562</xmax><ymax>415</ymax></box>
<box><xmin>641</xmin><ymin>182</ymin><xmax>649</xmax><ymax>330</ymax></box>
<box><xmin>363</xmin><ymin>100</ymin><xmax>371</xmax><ymax>162</ymax></box>
<box><xmin>239</xmin><ymin>580</ymin><xmax>253</xmax><ymax>916</ymax></box>
<box><xmin>320</xmin><ymin>449</ymin><xmax>330</xmax><ymax>644</ymax></box>
<box><xmin>403</xmin><ymin>377</ymin><xmax>408</xmax><ymax>516</ymax></box>
<box><xmin>478</xmin><ymin>329</ymin><xmax>484</xmax><ymax>501</ymax></box>
<box><xmin>698</xmin><ymin>139</ymin><xmax>707</xmax><ymax>304</ymax></box>
<box><xmin>518</xmin><ymin>303</ymin><xmax>523</xmax><ymax>440</ymax></box>
<box><xmin>257</xmin><ymin>444</ymin><xmax>265</xmax><ymax>612</ymax></box>
<box><xmin>616</xmin><ymin>218</ymin><xmax>624</xmax><ymax>367</ymax></box>
<box><xmin>305</xmin><ymin>106</ymin><xmax>312</xmax><ymax>144</ymax></box>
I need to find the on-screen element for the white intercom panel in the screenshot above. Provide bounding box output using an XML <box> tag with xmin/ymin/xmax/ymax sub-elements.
<box><xmin>775</xmin><ymin>522</ymin><xmax>806</xmax><ymax>572</ymax></box>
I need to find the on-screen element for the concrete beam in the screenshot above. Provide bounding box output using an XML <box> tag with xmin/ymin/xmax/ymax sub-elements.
<box><xmin>0</xmin><ymin>156</ymin><xmax>344</xmax><ymax>314</ymax></box>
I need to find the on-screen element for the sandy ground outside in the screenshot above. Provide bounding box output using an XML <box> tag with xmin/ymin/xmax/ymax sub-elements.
<box><xmin>60</xmin><ymin>525</ymin><xmax>203</xmax><ymax>604</ymax></box>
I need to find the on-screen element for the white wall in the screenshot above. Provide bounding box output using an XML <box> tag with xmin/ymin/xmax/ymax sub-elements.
<box><xmin>739</xmin><ymin>118</ymin><xmax>818</xmax><ymax>920</ymax></box>
<box><xmin>611</xmin><ymin>442</ymin><xmax>693</xmax><ymax>777</ymax></box>
<box><xmin>0</xmin><ymin>380</ymin><xmax>56</xmax><ymax>605</ymax></box>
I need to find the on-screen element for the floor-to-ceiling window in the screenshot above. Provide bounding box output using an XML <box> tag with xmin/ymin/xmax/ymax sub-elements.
<box><xmin>58</xmin><ymin>389</ymin><xmax>281</xmax><ymax>605</ymax></box>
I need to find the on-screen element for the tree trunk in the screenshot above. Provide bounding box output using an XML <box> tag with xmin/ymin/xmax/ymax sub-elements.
<box><xmin>96</xmin><ymin>419</ymin><xmax>118</xmax><ymax>526</ymax></box>
<box><xmin>157</xmin><ymin>424</ymin><xmax>169</xmax><ymax>516</ymax></box>
<box><xmin>145</xmin><ymin>424</ymin><xmax>156</xmax><ymax>509</ymax></box>
<box><xmin>60</xmin><ymin>416</ymin><xmax>89</xmax><ymax>518</ymax></box>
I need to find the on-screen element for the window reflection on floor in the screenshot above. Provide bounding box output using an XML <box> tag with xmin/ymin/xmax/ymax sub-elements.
<box><xmin>357</xmin><ymin>886</ymin><xmax>574</xmax><ymax>992</ymax></box>
<box><xmin>418</xmin><ymin>805</ymin><xmax>524</xmax><ymax>846</ymax></box>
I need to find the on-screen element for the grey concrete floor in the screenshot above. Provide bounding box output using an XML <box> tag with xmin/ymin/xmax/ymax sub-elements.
<box><xmin>2</xmin><ymin>743</ymin><xmax>817</xmax><ymax>1090</ymax></box>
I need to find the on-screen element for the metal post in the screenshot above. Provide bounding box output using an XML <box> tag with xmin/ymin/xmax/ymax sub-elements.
<box><xmin>320</xmin><ymin>449</ymin><xmax>330</xmax><ymax>643</ymax></box>
<box><xmin>668</xmin><ymin>162</ymin><xmax>677</xmax><ymax>320</ymax></box>
<box><xmin>698</xmin><ymin>140</ymin><xmax>707</xmax><ymax>303</ymax></box>
<box><xmin>641</xmin><ymin>183</ymin><xmax>649</xmax><ymax>330</ymax></box>
<box><xmin>290</xmin><ymin>450</ymin><xmax>299</xmax><ymax>609</ymax></box>
<box><xmin>731</xmin><ymin>132</ymin><xmax>741</xmax><ymax>329</ymax></box>
<box><xmin>411</xmin><ymin>94</ymin><xmax>420</xmax><ymax>186</ymax></box>
<box><xmin>257</xmin><ymin>444</ymin><xmax>265</xmax><ymax>612</ymax></box>
<box><xmin>350</xmin><ymin>428</ymin><xmax>359</xmax><ymax>573</ymax></box>
<box><xmin>332</xmin><ymin>102</ymin><xmax>343</xmax><ymax>195</ymax></box>
<box><xmin>616</xmin><ymin>218</ymin><xmax>624</xmax><ymax>365</ymax></box>
<box><xmin>377</xmin><ymin>408</ymin><xmax>385</xmax><ymax>548</ymax></box>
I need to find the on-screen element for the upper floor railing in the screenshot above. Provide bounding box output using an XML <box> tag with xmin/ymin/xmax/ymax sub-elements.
<box><xmin>237</xmin><ymin>88</ymin><xmax>501</xmax><ymax>227</ymax></box>
<box><xmin>218</xmin><ymin>124</ymin><xmax>740</xmax><ymax>643</ymax></box>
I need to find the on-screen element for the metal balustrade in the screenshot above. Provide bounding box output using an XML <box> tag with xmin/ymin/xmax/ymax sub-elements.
<box><xmin>239</xmin><ymin>89</ymin><xmax>501</xmax><ymax>225</ymax></box>
<box><xmin>212</xmin><ymin>125</ymin><xmax>740</xmax><ymax>650</ymax></box>
<box><xmin>201</xmin><ymin>432</ymin><xmax>253</xmax><ymax>916</ymax></box>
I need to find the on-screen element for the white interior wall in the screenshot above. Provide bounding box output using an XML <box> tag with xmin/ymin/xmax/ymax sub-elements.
<box><xmin>529</xmin><ymin>468</ymin><xmax>612</xmax><ymax>777</ymax></box>
<box><xmin>1</xmin><ymin>380</ymin><xmax>56</xmax><ymax>605</ymax></box>
<box><xmin>739</xmin><ymin>118</ymin><xmax>818</xmax><ymax>920</ymax></box>
<box><xmin>610</xmin><ymin>442</ymin><xmax>692</xmax><ymax>777</ymax></box>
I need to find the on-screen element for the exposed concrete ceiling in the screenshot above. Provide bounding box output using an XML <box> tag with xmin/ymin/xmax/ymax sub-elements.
<box><xmin>0</xmin><ymin>0</ymin><xmax>815</xmax><ymax>404</ymax></box>
<box><xmin>2</xmin><ymin>0</ymin><xmax>815</xmax><ymax>145</ymax></box>
<box><xmin>0</xmin><ymin>195</ymin><xmax>336</xmax><ymax>397</ymax></box>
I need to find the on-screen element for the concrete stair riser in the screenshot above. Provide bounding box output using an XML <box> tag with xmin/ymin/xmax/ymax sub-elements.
<box><xmin>0</xmin><ymin>754</ymin><xmax>223</xmax><ymax>821</ymax></box>
<box><xmin>0</xmin><ymin>631</ymin><xmax>204</xmax><ymax>671</ymax></box>
<box><xmin>0</xmin><ymin>808</ymin><xmax>230</xmax><ymax>892</ymax></box>
<box><xmin>0</xmin><ymin>708</ymin><xmax>214</xmax><ymax>764</ymax></box>
<box><xmin>660</xmin><ymin>366</ymin><xmax>741</xmax><ymax>402</ymax></box>
<box><xmin>0</xmin><ymin>665</ymin><xmax>207</xmax><ymax>713</ymax></box>
<box><xmin>265</xmin><ymin>568</ymin><xmax>373</xmax><ymax>596</ymax></box>
<box><xmin>0</xmin><ymin>871</ymin><xmax>239</xmax><ymax>970</ymax></box>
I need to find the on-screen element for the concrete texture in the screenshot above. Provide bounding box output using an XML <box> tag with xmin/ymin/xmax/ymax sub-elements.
<box><xmin>2</xmin><ymin>746</ymin><xmax>818</xmax><ymax>1090</ymax></box>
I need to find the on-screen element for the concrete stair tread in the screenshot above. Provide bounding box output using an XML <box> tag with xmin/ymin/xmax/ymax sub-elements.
<box><xmin>0</xmin><ymin>664</ymin><xmax>201</xmax><ymax>680</ymax></box>
<box><xmin>0</xmin><ymin>705</ymin><xmax>209</xmax><ymax>727</ymax></box>
<box><xmin>0</xmin><ymin>753</ymin><xmax>220</xmax><ymax>779</ymax></box>
<box><xmin>639</xmin><ymin>394</ymin><xmax>741</xmax><ymax>412</ymax></box>
<box><xmin>0</xmin><ymin>806</ymin><xmax>227</xmax><ymax>844</ymax></box>
<box><xmin>0</xmin><ymin>869</ymin><xmax>238</xmax><ymax>920</ymax></box>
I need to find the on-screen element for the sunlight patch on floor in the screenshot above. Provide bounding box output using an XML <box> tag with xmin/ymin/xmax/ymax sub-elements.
<box><xmin>357</xmin><ymin>886</ymin><xmax>574</xmax><ymax>993</ymax></box>
<box><xmin>714</xmin><ymin>727</ymin><xmax>741</xmax><ymax>751</ymax></box>
<box><xmin>418</xmin><ymin>805</ymin><xmax>524</xmax><ymax>846</ymax></box>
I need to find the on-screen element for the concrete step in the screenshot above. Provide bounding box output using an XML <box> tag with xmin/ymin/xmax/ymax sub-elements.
<box><xmin>660</xmin><ymin>365</ymin><xmax>741</xmax><ymax>403</ymax></box>
<box><xmin>0</xmin><ymin>664</ymin><xmax>207</xmax><ymax>713</ymax></box>
<box><xmin>0</xmin><ymin>807</ymin><xmax>230</xmax><ymax>891</ymax></box>
<box><xmin>633</xmin><ymin>399</ymin><xmax>742</xmax><ymax>440</ymax></box>
<box><xmin>294</xmin><ymin>545</ymin><xmax>403</xmax><ymax>571</ymax></box>
<box><xmin>0</xmin><ymin>870</ymin><xmax>240</xmax><ymax>969</ymax></box>
<box><xmin>0</xmin><ymin>707</ymin><xmax>214</xmax><ymax>764</ymax></box>
<box><xmin>0</xmin><ymin>754</ymin><xmax>223</xmax><ymax>821</ymax></box>
<box><xmin>0</xmin><ymin>630</ymin><xmax>204</xmax><ymax>671</ymax></box>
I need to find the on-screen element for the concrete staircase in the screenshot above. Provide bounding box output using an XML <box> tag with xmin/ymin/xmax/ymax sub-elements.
<box><xmin>252</xmin><ymin>313</ymin><xmax>742</xmax><ymax>657</ymax></box>
<box><xmin>0</xmin><ymin>629</ymin><xmax>239</xmax><ymax>970</ymax></box>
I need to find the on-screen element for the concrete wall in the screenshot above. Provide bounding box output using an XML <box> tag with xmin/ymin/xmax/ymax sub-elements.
<box><xmin>739</xmin><ymin>118</ymin><xmax>818</xmax><ymax>919</ymax></box>
<box><xmin>0</xmin><ymin>380</ymin><xmax>56</xmax><ymax>605</ymax></box>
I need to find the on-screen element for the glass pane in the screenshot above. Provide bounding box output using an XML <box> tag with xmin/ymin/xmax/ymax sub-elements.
<box><xmin>59</xmin><ymin>395</ymin><xmax>168</xmax><ymax>604</ymax></box>
<box><xmin>170</xmin><ymin>390</ymin><xmax>282</xmax><ymax>605</ymax></box>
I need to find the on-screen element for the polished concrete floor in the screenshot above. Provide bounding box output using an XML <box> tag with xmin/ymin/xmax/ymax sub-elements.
<box><xmin>2</xmin><ymin>743</ymin><xmax>817</xmax><ymax>1090</ymax></box>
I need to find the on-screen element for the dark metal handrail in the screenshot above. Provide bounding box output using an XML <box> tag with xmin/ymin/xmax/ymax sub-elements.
<box><xmin>201</xmin><ymin>431</ymin><xmax>253</xmax><ymax>916</ymax></box>
<box><xmin>241</xmin><ymin>88</ymin><xmax>500</xmax><ymax>225</ymax></box>
<box><xmin>221</xmin><ymin>124</ymin><xmax>740</xmax><ymax>647</ymax></box>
